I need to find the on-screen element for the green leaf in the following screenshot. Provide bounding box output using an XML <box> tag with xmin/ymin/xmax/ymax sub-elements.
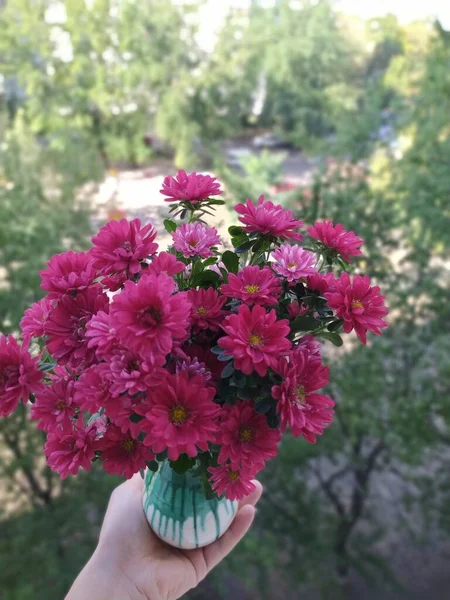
<box><xmin>207</xmin><ymin>199</ymin><xmax>225</xmax><ymax>206</ymax></box>
<box><xmin>267</xmin><ymin>413</ymin><xmax>280</xmax><ymax>429</ymax></box>
<box><xmin>235</xmin><ymin>240</ymin><xmax>255</xmax><ymax>253</ymax></box>
<box><xmin>217</xmin><ymin>352</ymin><xmax>233</xmax><ymax>362</ymax></box>
<box><xmin>155</xmin><ymin>451</ymin><xmax>168</xmax><ymax>462</ymax></box>
<box><xmin>197</xmin><ymin>270</ymin><xmax>220</xmax><ymax>286</ymax></box>
<box><xmin>255</xmin><ymin>398</ymin><xmax>274</xmax><ymax>414</ymax></box>
<box><xmin>290</xmin><ymin>316</ymin><xmax>319</xmax><ymax>332</ymax></box>
<box><xmin>163</xmin><ymin>218</ymin><xmax>177</xmax><ymax>233</ymax></box>
<box><xmin>221</xmin><ymin>250</ymin><xmax>240</xmax><ymax>274</ymax></box>
<box><xmin>202</xmin><ymin>256</ymin><xmax>218</xmax><ymax>267</ymax></box>
<box><xmin>170</xmin><ymin>454</ymin><xmax>196</xmax><ymax>474</ymax></box>
<box><xmin>237</xmin><ymin>388</ymin><xmax>253</xmax><ymax>401</ymax></box>
<box><xmin>316</xmin><ymin>331</ymin><xmax>344</xmax><ymax>346</ymax></box>
<box><xmin>228</xmin><ymin>225</ymin><xmax>244</xmax><ymax>236</ymax></box>
<box><xmin>39</xmin><ymin>361</ymin><xmax>57</xmax><ymax>372</ymax></box>
<box><xmin>231</xmin><ymin>232</ymin><xmax>250</xmax><ymax>248</ymax></box>
<box><xmin>129</xmin><ymin>413</ymin><xmax>144</xmax><ymax>424</ymax></box>
<box><xmin>146</xmin><ymin>460</ymin><xmax>159</xmax><ymax>472</ymax></box>
<box><xmin>328</xmin><ymin>318</ymin><xmax>344</xmax><ymax>332</ymax></box>
<box><xmin>190</xmin><ymin>258</ymin><xmax>204</xmax><ymax>279</ymax></box>
<box><xmin>221</xmin><ymin>361</ymin><xmax>235</xmax><ymax>378</ymax></box>
<box><xmin>251</xmin><ymin>237</ymin><xmax>271</xmax><ymax>255</ymax></box>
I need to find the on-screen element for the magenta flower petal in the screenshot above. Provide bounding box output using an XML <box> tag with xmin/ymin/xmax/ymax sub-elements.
<box><xmin>172</xmin><ymin>223</ymin><xmax>221</xmax><ymax>259</ymax></box>
<box><xmin>218</xmin><ymin>304</ymin><xmax>291</xmax><ymax>377</ymax></box>
<box><xmin>324</xmin><ymin>273</ymin><xmax>388</xmax><ymax>344</ymax></box>
<box><xmin>308</xmin><ymin>220</ymin><xmax>363</xmax><ymax>262</ymax></box>
<box><xmin>220</xmin><ymin>266</ymin><xmax>281</xmax><ymax>306</ymax></box>
<box><xmin>160</xmin><ymin>170</ymin><xmax>222</xmax><ymax>203</ymax></box>
<box><xmin>235</xmin><ymin>195</ymin><xmax>304</xmax><ymax>241</ymax></box>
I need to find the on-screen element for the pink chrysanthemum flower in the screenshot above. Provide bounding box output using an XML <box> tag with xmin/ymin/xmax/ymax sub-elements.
<box><xmin>99</xmin><ymin>272</ymin><xmax>129</xmax><ymax>292</ymax></box>
<box><xmin>138</xmin><ymin>371</ymin><xmax>220</xmax><ymax>461</ymax></box>
<box><xmin>32</xmin><ymin>373</ymin><xmax>78</xmax><ymax>433</ymax></box>
<box><xmin>187</xmin><ymin>287</ymin><xmax>227</xmax><ymax>332</ymax></box>
<box><xmin>306</xmin><ymin>272</ymin><xmax>336</xmax><ymax>295</ymax></box>
<box><xmin>272</xmin><ymin>348</ymin><xmax>334</xmax><ymax>442</ymax></box>
<box><xmin>172</xmin><ymin>223</ymin><xmax>221</xmax><ymax>259</ymax></box>
<box><xmin>145</xmin><ymin>251</ymin><xmax>185</xmax><ymax>277</ymax></box>
<box><xmin>20</xmin><ymin>297</ymin><xmax>53</xmax><ymax>340</ymax></box>
<box><xmin>308</xmin><ymin>221</ymin><xmax>363</xmax><ymax>262</ymax></box>
<box><xmin>235</xmin><ymin>195</ymin><xmax>304</xmax><ymax>241</ymax></box>
<box><xmin>218</xmin><ymin>401</ymin><xmax>280</xmax><ymax>471</ymax></box>
<box><xmin>0</xmin><ymin>335</ymin><xmax>43</xmax><ymax>417</ymax></box>
<box><xmin>220</xmin><ymin>266</ymin><xmax>281</xmax><ymax>306</ymax></box>
<box><xmin>160</xmin><ymin>170</ymin><xmax>222</xmax><ymax>203</ymax></box>
<box><xmin>325</xmin><ymin>273</ymin><xmax>389</xmax><ymax>344</ymax></box>
<box><xmin>107</xmin><ymin>348</ymin><xmax>165</xmax><ymax>396</ymax></box>
<box><xmin>209</xmin><ymin>260</ymin><xmax>226</xmax><ymax>279</ymax></box>
<box><xmin>287</xmin><ymin>301</ymin><xmax>309</xmax><ymax>319</ymax></box>
<box><xmin>111</xmin><ymin>274</ymin><xmax>191</xmax><ymax>358</ymax></box>
<box><xmin>218</xmin><ymin>304</ymin><xmax>291</xmax><ymax>377</ymax></box>
<box><xmin>85</xmin><ymin>310</ymin><xmax>117</xmax><ymax>360</ymax></box>
<box><xmin>44</xmin><ymin>286</ymin><xmax>109</xmax><ymax>368</ymax></box>
<box><xmin>297</xmin><ymin>334</ymin><xmax>322</xmax><ymax>359</ymax></box>
<box><xmin>184</xmin><ymin>344</ymin><xmax>224</xmax><ymax>381</ymax></box>
<box><xmin>176</xmin><ymin>357</ymin><xmax>212</xmax><ymax>382</ymax></box>
<box><xmin>90</xmin><ymin>218</ymin><xmax>158</xmax><ymax>276</ymax></box>
<box><xmin>208</xmin><ymin>464</ymin><xmax>256</xmax><ymax>501</ymax></box>
<box><xmin>105</xmin><ymin>394</ymin><xmax>148</xmax><ymax>438</ymax></box>
<box><xmin>73</xmin><ymin>363</ymin><xmax>111</xmax><ymax>413</ymax></box>
<box><xmin>40</xmin><ymin>251</ymin><xmax>97</xmax><ymax>298</ymax></box>
<box><xmin>45</xmin><ymin>425</ymin><xmax>97</xmax><ymax>479</ymax></box>
<box><xmin>271</xmin><ymin>244</ymin><xmax>317</xmax><ymax>283</ymax></box>
<box><xmin>97</xmin><ymin>425</ymin><xmax>154</xmax><ymax>479</ymax></box>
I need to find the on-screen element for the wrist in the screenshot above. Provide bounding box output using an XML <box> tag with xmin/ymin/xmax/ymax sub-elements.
<box><xmin>65</xmin><ymin>549</ymin><xmax>141</xmax><ymax>600</ymax></box>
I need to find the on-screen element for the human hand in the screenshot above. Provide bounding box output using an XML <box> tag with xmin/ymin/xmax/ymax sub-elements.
<box><xmin>66</xmin><ymin>473</ymin><xmax>262</xmax><ymax>600</ymax></box>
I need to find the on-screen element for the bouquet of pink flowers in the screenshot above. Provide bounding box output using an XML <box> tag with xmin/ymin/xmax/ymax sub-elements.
<box><xmin>0</xmin><ymin>170</ymin><xmax>389</xmax><ymax>503</ymax></box>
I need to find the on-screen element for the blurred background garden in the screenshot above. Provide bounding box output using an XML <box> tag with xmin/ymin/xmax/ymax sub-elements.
<box><xmin>1</xmin><ymin>0</ymin><xmax>450</xmax><ymax>598</ymax></box>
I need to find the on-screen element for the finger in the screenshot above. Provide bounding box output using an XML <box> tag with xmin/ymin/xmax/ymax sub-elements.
<box><xmin>126</xmin><ymin>472</ymin><xmax>145</xmax><ymax>494</ymax></box>
<box><xmin>106</xmin><ymin>473</ymin><xmax>144</xmax><ymax>509</ymax></box>
<box><xmin>99</xmin><ymin>474</ymin><xmax>146</xmax><ymax>543</ymax></box>
<box><xmin>203</xmin><ymin>504</ymin><xmax>256</xmax><ymax>571</ymax></box>
<box><xmin>238</xmin><ymin>480</ymin><xmax>262</xmax><ymax>509</ymax></box>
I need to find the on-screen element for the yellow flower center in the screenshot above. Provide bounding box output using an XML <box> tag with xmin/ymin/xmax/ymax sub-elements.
<box><xmin>244</xmin><ymin>284</ymin><xmax>260</xmax><ymax>294</ymax></box>
<box><xmin>170</xmin><ymin>405</ymin><xmax>188</xmax><ymax>425</ymax></box>
<box><xmin>55</xmin><ymin>400</ymin><xmax>66</xmax><ymax>410</ymax></box>
<box><xmin>122</xmin><ymin>439</ymin><xmax>136</xmax><ymax>453</ymax></box>
<box><xmin>239</xmin><ymin>427</ymin><xmax>253</xmax><ymax>442</ymax></box>
<box><xmin>295</xmin><ymin>385</ymin><xmax>306</xmax><ymax>405</ymax></box>
<box><xmin>188</xmin><ymin>239</ymin><xmax>198</xmax><ymax>247</ymax></box>
<box><xmin>249</xmin><ymin>334</ymin><xmax>264</xmax><ymax>347</ymax></box>
<box><xmin>228</xmin><ymin>470</ymin><xmax>240</xmax><ymax>482</ymax></box>
<box><xmin>287</xmin><ymin>262</ymin><xmax>298</xmax><ymax>269</ymax></box>
<box><xmin>197</xmin><ymin>306</ymin><xmax>208</xmax><ymax>315</ymax></box>
<box><xmin>352</xmin><ymin>300</ymin><xmax>364</xmax><ymax>310</ymax></box>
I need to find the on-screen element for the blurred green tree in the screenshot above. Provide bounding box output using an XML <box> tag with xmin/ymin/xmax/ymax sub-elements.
<box><xmin>0</xmin><ymin>107</ymin><xmax>109</xmax><ymax>598</ymax></box>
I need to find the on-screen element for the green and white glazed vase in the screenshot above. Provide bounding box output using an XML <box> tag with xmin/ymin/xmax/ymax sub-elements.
<box><xmin>142</xmin><ymin>461</ymin><xmax>238</xmax><ymax>549</ymax></box>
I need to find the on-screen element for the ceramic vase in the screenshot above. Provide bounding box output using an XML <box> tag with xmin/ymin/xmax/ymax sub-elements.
<box><xmin>142</xmin><ymin>461</ymin><xmax>238</xmax><ymax>550</ymax></box>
